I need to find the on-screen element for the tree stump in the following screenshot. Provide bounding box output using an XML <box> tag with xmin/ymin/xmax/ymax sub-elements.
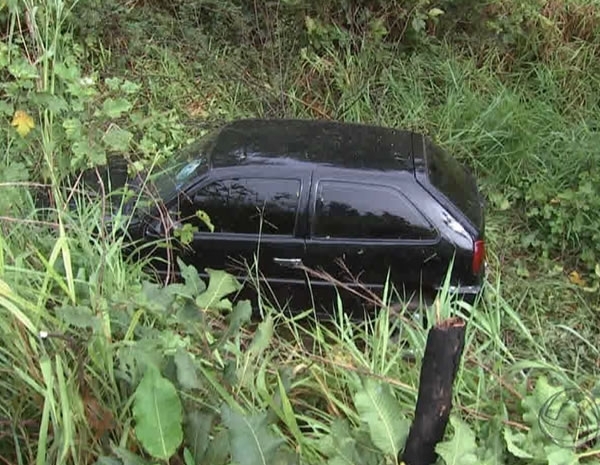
<box><xmin>401</xmin><ymin>317</ymin><xmax>467</xmax><ymax>465</ymax></box>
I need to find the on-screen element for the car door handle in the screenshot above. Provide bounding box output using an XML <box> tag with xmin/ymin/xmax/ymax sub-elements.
<box><xmin>273</xmin><ymin>257</ymin><xmax>303</xmax><ymax>268</ymax></box>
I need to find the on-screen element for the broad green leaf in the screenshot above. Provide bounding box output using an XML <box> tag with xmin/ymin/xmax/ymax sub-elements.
<box><xmin>141</xmin><ymin>281</ymin><xmax>175</xmax><ymax>312</ymax></box>
<box><xmin>132</xmin><ymin>365</ymin><xmax>183</xmax><ymax>460</ymax></box>
<box><xmin>95</xmin><ymin>457</ymin><xmax>122</xmax><ymax>465</ymax></box>
<box><xmin>221</xmin><ymin>404</ymin><xmax>285</xmax><ymax>465</ymax></box>
<box><xmin>55</xmin><ymin>304</ymin><xmax>101</xmax><ymax>330</ymax></box>
<box><xmin>95</xmin><ymin>457</ymin><xmax>121</xmax><ymax>465</ymax></box>
<box><xmin>0</xmin><ymin>100</ymin><xmax>13</xmax><ymax>115</ymax></box>
<box><xmin>478</xmin><ymin>414</ymin><xmax>506</xmax><ymax>465</ymax></box>
<box><xmin>105</xmin><ymin>77</ymin><xmax>122</xmax><ymax>90</ymax></box>
<box><xmin>183</xmin><ymin>448</ymin><xmax>194</xmax><ymax>465</ymax></box>
<box><xmin>184</xmin><ymin>410</ymin><xmax>214</xmax><ymax>464</ymax></box>
<box><xmin>247</xmin><ymin>315</ymin><xmax>274</xmax><ymax>357</ymax></box>
<box><xmin>0</xmin><ymin>161</ymin><xmax>28</xmax><ymax>183</ymax></box>
<box><xmin>8</xmin><ymin>58</ymin><xmax>38</xmax><ymax>79</ymax></box>
<box><xmin>36</xmin><ymin>94</ymin><xmax>69</xmax><ymax>114</ymax></box>
<box><xmin>320</xmin><ymin>418</ymin><xmax>359</xmax><ymax>465</ymax></box>
<box><xmin>229</xmin><ymin>299</ymin><xmax>252</xmax><ymax>330</ymax></box>
<box><xmin>174</xmin><ymin>348</ymin><xmax>201</xmax><ymax>390</ymax></box>
<box><xmin>352</xmin><ymin>426</ymin><xmax>385</xmax><ymax>465</ymax></box>
<box><xmin>274</xmin><ymin>370</ymin><xmax>303</xmax><ymax>444</ymax></box>
<box><xmin>112</xmin><ymin>446</ymin><xmax>151</xmax><ymax>465</ymax></box>
<box><xmin>202</xmin><ymin>428</ymin><xmax>230</xmax><ymax>465</ymax></box>
<box><xmin>177</xmin><ymin>258</ymin><xmax>206</xmax><ymax>297</ymax></box>
<box><xmin>176</xmin><ymin>300</ymin><xmax>204</xmax><ymax>323</ymax></box>
<box><xmin>121</xmin><ymin>339</ymin><xmax>164</xmax><ymax>374</ymax></box>
<box><xmin>224</xmin><ymin>359</ymin><xmax>239</xmax><ymax>387</ymax></box>
<box><xmin>503</xmin><ymin>427</ymin><xmax>533</xmax><ymax>459</ymax></box>
<box><xmin>217</xmin><ymin>299</ymin><xmax>253</xmax><ymax>347</ymax></box>
<box><xmin>71</xmin><ymin>139</ymin><xmax>107</xmax><ymax>168</ymax></box>
<box><xmin>411</xmin><ymin>17</ymin><xmax>426</xmax><ymax>32</ymax></box>
<box><xmin>271</xmin><ymin>448</ymin><xmax>301</xmax><ymax>465</ymax></box>
<box><xmin>103</xmin><ymin>126</ymin><xmax>133</xmax><ymax>151</ymax></box>
<box><xmin>435</xmin><ymin>416</ymin><xmax>479</xmax><ymax>465</ymax></box>
<box><xmin>121</xmin><ymin>80</ymin><xmax>142</xmax><ymax>94</ymax></box>
<box><xmin>195</xmin><ymin>268</ymin><xmax>241</xmax><ymax>310</ymax></box>
<box><xmin>63</xmin><ymin>118</ymin><xmax>82</xmax><ymax>140</ymax></box>
<box><xmin>102</xmin><ymin>97</ymin><xmax>132</xmax><ymax>118</ymax></box>
<box><xmin>159</xmin><ymin>329</ymin><xmax>188</xmax><ymax>354</ymax></box>
<box><xmin>54</xmin><ymin>61</ymin><xmax>81</xmax><ymax>82</ymax></box>
<box><xmin>353</xmin><ymin>378</ymin><xmax>409</xmax><ymax>458</ymax></box>
<box><xmin>544</xmin><ymin>444</ymin><xmax>579</xmax><ymax>465</ymax></box>
<box><xmin>328</xmin><ymin>455</ymin><xmax>357</xmax><ymax>465</ymax></box>
<box><xmin>104</xmin><ymin>77</ymin><xmax>123</xmax><ymax>90</ymax></box>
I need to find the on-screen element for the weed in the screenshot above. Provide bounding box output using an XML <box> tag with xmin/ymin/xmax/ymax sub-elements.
<box><xmin>2</xmin><ymin>0</ymin><xmax>600</xmax><ymax>464</ymax></box>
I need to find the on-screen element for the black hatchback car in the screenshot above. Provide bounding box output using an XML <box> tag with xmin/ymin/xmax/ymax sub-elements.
<box><xmin>77</xmin><ymin>119</ymin><xmax>486</xmax><ymax>316</ymax></box>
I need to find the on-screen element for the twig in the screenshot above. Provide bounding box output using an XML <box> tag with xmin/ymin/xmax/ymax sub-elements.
<box><xmin>465</xmin><ymin>356</ymin><xmax>525</xmax><ymax>400</ymax></box>
<box><xmin>0</xmin><ymin>216</ymin><xmax>59</xmax><ymax>229</ymax></box>
<box><xmin>0</xmin><ymin>182</ymin><xmax>51</xmax><ymax>188</ymax></box>
<box><xmin>459</xmin><ymin>406</ymin><xmax>529</xmax><ymax>431</ymax></box>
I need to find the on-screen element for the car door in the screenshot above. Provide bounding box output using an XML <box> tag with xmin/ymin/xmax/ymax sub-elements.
<box><xmin>303</xmin><ymin>179</ymin><xmax>440</xmax><ymax>314</ymax></box>
<box><xmin>174</xmin><ymin>174</ymin><xmax>311</xmax><ymax>310</ymax></box>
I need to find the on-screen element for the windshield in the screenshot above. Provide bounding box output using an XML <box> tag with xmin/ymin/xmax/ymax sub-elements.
<box><xmin>149</xmin><ymin>135</ymin><xmax>214</xmax><ymax>201</ymax></box>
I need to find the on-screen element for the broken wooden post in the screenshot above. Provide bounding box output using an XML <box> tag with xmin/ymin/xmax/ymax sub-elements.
<box><xmin>401</xmin><ymin>316</ymin><xmax>467</xmax><ymax>465</ymax></box>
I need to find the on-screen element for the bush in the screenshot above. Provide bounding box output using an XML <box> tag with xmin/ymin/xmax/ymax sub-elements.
<box><xmin>1</xmin><ymin>1</ymin><xmax>600</xmax><ymax>463</ymax></box>
<box><xmin>523</xmin><ymin>172</ymin><xmax>600</xmax><ymax>268</ymax></box>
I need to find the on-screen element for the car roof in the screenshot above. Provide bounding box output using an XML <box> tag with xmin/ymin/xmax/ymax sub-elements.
<box><xmin>206</xmin><ymin>118</ymin><xmax>419</xmax><ymax>172</ymax></box>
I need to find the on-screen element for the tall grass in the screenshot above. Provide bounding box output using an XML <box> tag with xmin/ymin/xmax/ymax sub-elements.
<box><xmin>1</xmin><ymin>0</ymin><xmax>600</xmax><ymax>463</ymax></box>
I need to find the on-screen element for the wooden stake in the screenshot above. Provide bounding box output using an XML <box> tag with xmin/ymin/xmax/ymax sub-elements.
<box><xmin>401</xmin><ymin>317</ymin><xmax>467</xmax><ymax>465</ymax></box>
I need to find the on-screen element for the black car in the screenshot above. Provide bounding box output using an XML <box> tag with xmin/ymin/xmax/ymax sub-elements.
<box><xmin>70</xmin><ymin>119</ymin><xmax>486</xmax><ymax>316</ymax></box>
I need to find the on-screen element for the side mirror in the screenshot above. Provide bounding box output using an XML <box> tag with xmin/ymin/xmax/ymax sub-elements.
<box><xmin>143</xmin><ymin>219</ymin><xmax>163</xmax><ymax>239</ymax></box>
<box><xmin>144</xmin><ymin>210</ymin><xmax>188</xmax><ymax>240</ymax></box>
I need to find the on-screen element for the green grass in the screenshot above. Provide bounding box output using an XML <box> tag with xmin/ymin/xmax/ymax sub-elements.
<box><xmin>1</xmin><ymin>0</ymin><xmax>600</xmax><ymax>464</ymax></box>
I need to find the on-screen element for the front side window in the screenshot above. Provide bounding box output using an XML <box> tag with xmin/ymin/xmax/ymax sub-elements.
<box><xmin>181</xmin><ymin>177</ymin><xmax>301</xmax><ymax>236</ymax></box>
<box><xmin>313</xmin><ymin>181</ymin><xmax>436</xmax><ymax>240</ymax></box>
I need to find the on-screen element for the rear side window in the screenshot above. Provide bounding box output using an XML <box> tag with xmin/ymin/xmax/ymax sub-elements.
<box><xmin>313</xmin><ymin>181</ymin><xmax>436</xmax><ymax>240</ymax></box>
<box><xmin>424</xmin><ymin>139</ymin><xmax>482</xmax><ymax>229</ymax></box>
<box><xmin>185</xmin><ymin>177</ymin><xmax>300</xmax><ymax>236</ymax></box>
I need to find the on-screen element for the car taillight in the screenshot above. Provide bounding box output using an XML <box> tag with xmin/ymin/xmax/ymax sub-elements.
<box><xmin>472</xmin><ymin>240</ymin><xmax>485</xmax><ymax>275</ymax></box>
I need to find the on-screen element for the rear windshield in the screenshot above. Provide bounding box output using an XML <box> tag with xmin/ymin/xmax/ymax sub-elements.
<box><xmin>424</xmin><ymin>139</ymin><xmax>482</xmax><ymax>229</ymax></box>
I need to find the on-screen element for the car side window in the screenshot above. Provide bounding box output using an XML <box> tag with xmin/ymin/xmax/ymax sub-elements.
<box><xmin>177</xmin><ymin>179</ymin><xmax>231</xmax><ymax>233</ymax></box>
<box><xmin>181</xmin><ymin>177</ymin><xmax>301</xmax><ymax>236</ymax></box>
<box><xmin>313</xmin><ymin>181</ymin><xmax>436</xmax><ymax>240</ymax></box>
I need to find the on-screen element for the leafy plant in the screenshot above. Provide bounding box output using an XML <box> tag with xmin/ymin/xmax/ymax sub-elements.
<box><xmin>353</xmin><ymin>378</ymin><xmax>409</xmax><ymax>460</ymax></box>
<box><xmin>222</xmin><ymin>404</ymin><xmax>288</xmax><ymax>465</ymax></box>
<box><xmin>521</xmin><ymin>173</ymin><xmax>600</xmax><ymax>272</ymax></box>
<box><xmin>2</xmin><ymin>1</ymin><xmax>600</xmax><ymax>465</ymax></box>
<box><xmin>132</xmin><ymin>365</ymin><xmax>183</xmax><ymax>460</ymax></box>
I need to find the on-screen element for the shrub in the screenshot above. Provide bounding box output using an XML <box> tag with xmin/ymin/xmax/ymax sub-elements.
<box><xmin>522</xmin><ymin>172</ymin><xmax>600</xmax><ymax>269</ymax></box>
